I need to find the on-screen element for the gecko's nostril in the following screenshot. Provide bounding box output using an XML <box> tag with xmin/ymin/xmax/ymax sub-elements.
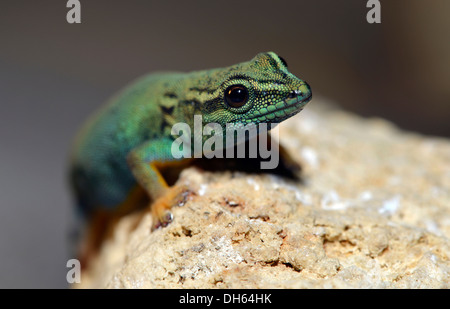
<box><xmin>288</xmin><ymin>90</ymin><xmax>301</xmax><ymax>99</ymax></box>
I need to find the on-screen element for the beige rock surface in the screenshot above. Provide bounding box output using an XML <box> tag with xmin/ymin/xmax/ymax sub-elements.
<box><xmin>77</xmin><ymin>97</ymin><xmax>450</xmax><ymax>288</ymax></box>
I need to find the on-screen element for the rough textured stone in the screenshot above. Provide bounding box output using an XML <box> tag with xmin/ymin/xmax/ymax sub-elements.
<box><xmin>77</xmin><ymin>97</ymin><xmax>450</xmax><ymax>289</ymax></box>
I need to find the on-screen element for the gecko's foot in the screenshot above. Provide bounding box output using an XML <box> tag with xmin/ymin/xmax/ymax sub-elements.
<box><xmin>152</xmin><ymin>210</ymin><xmax>173</xmax><ymax>230</ymax></box>
<box><xmin>151</xmin><ymin>185</ymin><xmax>189</xmax><ymax>231</ymax></box>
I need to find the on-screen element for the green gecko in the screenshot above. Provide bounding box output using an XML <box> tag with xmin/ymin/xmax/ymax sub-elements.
<box><xmin>69</xmin><ymin>52</ymin><xmax>311</xmax><ymax>252</ymax></box>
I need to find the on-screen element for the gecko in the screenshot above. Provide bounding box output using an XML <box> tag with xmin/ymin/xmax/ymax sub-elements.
<box><xmin>69</xmin><ymin>52</ymin><xmax>311</xmax><ymax>257</ymax></box>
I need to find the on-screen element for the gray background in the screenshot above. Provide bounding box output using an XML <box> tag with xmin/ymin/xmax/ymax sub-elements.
<box><xmin>0</xmin><ymin>0</ymin><xmax>449</xmax><ymax>288</ymax></box>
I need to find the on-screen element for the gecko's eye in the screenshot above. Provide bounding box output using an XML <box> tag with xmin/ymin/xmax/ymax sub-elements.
<box><xmin>224</xmin><ymin>85</ymin><xmax>249</xmax><ymax>108</ymax></box>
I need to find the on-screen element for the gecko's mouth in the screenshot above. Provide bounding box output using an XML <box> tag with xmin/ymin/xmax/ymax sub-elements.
<box><xmin>246</xmin><ymin>91</ymin><xmax>312</xmax><ymax>123</ymax></box>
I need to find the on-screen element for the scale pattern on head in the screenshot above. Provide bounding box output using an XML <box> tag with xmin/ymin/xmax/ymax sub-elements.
<box><xmin>177</xmin><ymin>52</ymin><xmax>312</xmax><ymax>127</ymax></box>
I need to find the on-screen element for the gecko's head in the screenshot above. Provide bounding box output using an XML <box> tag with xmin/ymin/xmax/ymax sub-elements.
<box><xmin>201</xmin><ymin>52</ymin><xmax>312</xmax><ymax>126</ymax></box>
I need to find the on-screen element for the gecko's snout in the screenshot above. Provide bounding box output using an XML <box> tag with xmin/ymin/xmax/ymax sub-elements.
<box><xmin>287</xmin><ymin>82</ymin><xmax>312</xmax><ymax>104</ymax></box>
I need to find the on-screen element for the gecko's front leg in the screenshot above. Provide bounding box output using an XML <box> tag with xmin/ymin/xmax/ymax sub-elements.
<box><xmin>127</xmin><ymin>137</ymin><xmax>189</xmax><ymax>230</ymax></box>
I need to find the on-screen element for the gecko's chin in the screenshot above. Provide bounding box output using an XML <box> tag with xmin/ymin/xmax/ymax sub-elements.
<box><xmin>246</xmin><ymin>93</ymin><xmax>311</xmax><ymax>124</ymax></box>
<box><xmin>274</xmin><ymin>91</ymin><xmax>312</xmax><ymax>122</ymax></box>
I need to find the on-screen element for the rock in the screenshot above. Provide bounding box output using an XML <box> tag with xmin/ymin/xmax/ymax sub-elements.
<box><xmin>76</xmin><ymin>97</ymin><xmax>450</xmax><ymax>288</ymax></box>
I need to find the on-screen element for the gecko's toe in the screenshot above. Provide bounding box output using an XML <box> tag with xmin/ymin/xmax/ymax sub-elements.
<box><xmin>150</xmin><ymin>185</ymin><xmax>190</xmax><ymax>231</ymax></box>
<box><xmin>152</xmin><ymin>210</ymin><xmax>173</xmax><ymax>230</ymax></box>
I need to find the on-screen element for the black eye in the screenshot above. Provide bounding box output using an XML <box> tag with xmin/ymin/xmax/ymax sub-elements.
<box><xmin>279</xmin><ymin>56</ymin><xmax>288</xmax><ymax>68</ymax></box>
<box><xmin>224</xmin><ymin>85</ymin><xmax>249</xmax><ymax>108</ymax></box>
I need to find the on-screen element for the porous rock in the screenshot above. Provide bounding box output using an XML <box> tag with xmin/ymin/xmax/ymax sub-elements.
<box><xmin>77</xmin><ymin>97</ymin><xmax>450</xmax><ymax>288</ymax></box>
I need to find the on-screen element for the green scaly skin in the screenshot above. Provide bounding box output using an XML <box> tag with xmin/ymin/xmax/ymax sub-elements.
<box><xmin>69</xmin><ymin>52</ymin><xmax>312</xmax><ymax>229</ymax></box>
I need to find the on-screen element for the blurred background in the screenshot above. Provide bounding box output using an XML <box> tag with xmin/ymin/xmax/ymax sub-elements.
<box><xmin>0</xmin><ymin>0</ymin><xmax>448</xmax><ymax>288</ymax></box>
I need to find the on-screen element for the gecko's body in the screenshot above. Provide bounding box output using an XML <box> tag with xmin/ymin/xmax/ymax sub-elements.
<box><xmin>69</xmin><ymin>52</ymin><xmax>312</xmax><ymax>237</ymax></box>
